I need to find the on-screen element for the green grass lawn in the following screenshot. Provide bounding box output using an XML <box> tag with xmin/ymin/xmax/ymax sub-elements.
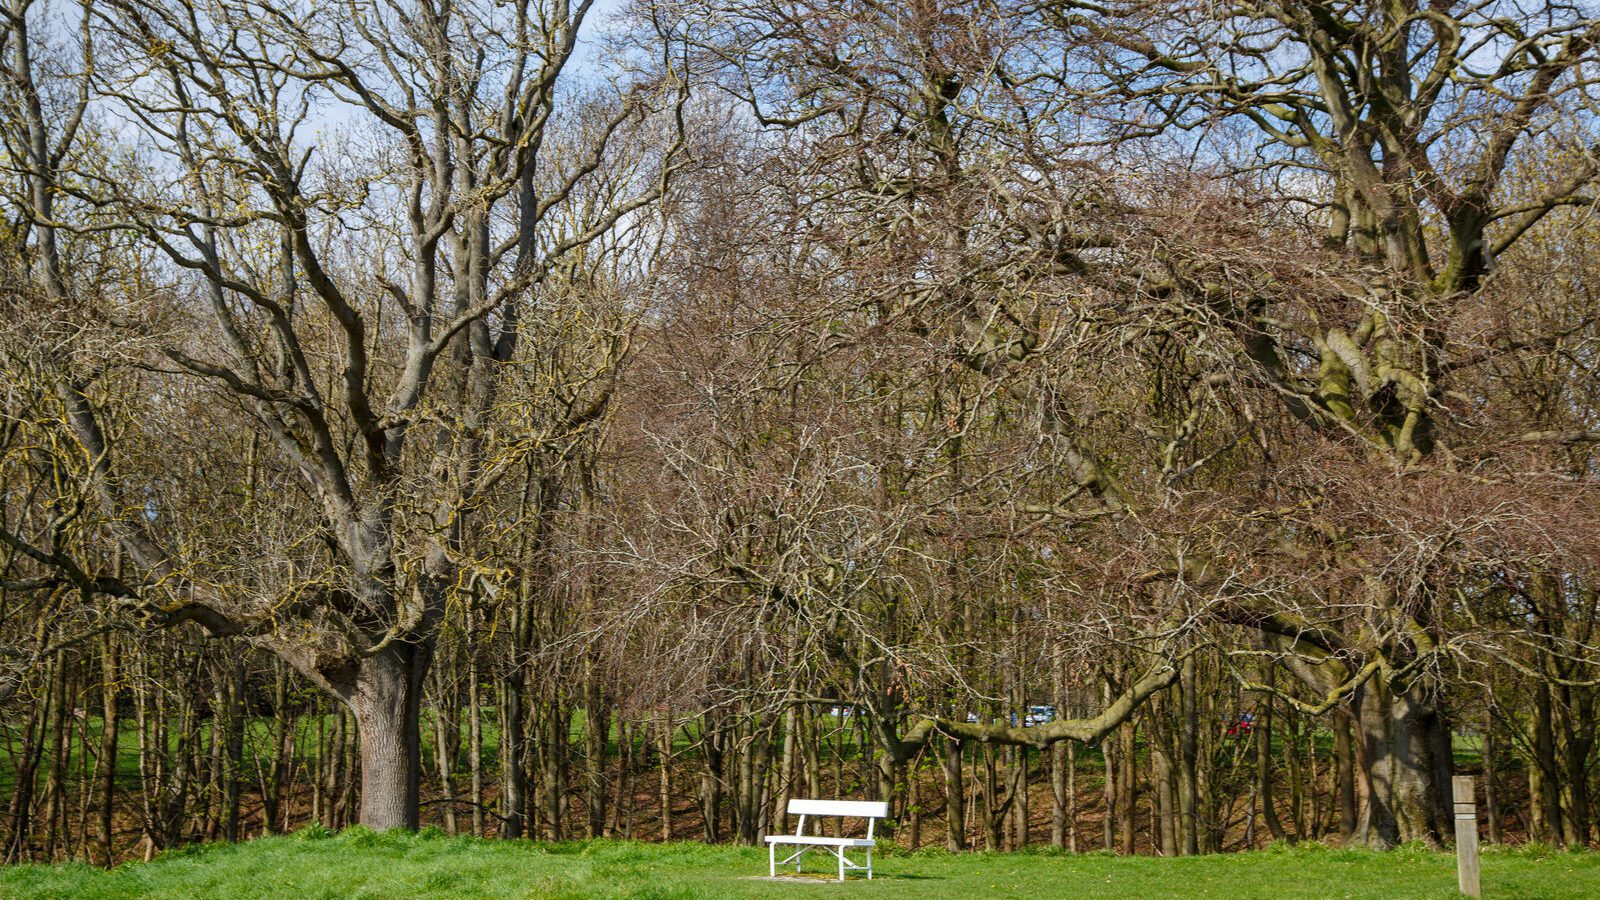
<box><xmin>2</xmin><ymin>830</ymin><xmax>1597</xmax><ymax>899</ymax></box>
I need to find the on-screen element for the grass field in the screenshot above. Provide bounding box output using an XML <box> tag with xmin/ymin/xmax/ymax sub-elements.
<box><xmin>2</xmin><ymin>829</ymin><xmax>1597</xmax><ymax>899</ymax></box>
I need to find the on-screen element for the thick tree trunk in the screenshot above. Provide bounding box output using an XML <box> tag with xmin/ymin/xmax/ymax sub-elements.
<box><xmin>41</xmin><ymin>651</ymin><xmax>70</xmax><ymax>861</ymax></box>
<box><xmin>1255</xmin><ymin>678</ymin><xmax>1286</xmax><ymax>844</ymax></box>
<box><xmin>775</xmin><ymin>708</ymin><xmax>796</xmax><ymax>838</ymax></box>
<box><xmin>322</xmin><ymin>708</ymin><xmax>346</xmax><ymax>828</ymax></box>
<box><xmin>1102</xmin><ymin>727</ymin><xmax>1116</xmax><ymax>851</ymax></box>
<box><xmin>97</xmin><ymin>634</ymin><xmax>121</xmax><ymax>865</ymax></box>
<box><xmin>906</xmin><ymin>759</ymin><xmax>922</xmax><ymax>850</ymax></box>
<box><xmin>584</xmin><ymin>675</ymin><xmax>609</xmax><ymax>840</ymax></box>
<box><xmin>1529</xmin><ymin>681</ymin><xmax>1559</xmax><ymax>842</ymax></box>
<box><xmin>467</xmin><ymin>667</ymin><xmax>484</xmax><ymax>837</ymax></box>
<box><xmin>1555</xmin><ymin>685</ymin><xmax>1595</xmax><ymax>847</ymax></box>
<box><xmin>5</xmin><ymin>669</ymin><xmax>45</xmax><ymax>862</ymax></box>
<box><xmin>1483</xmin><ymin>707</ymin><xmax>1501</xmax><ymax>845</ymax></box>
<box><xmin>942</xmin><ymin>735</ymin><xmax>966</xmax><ymax>851</ymax></box>
<box><xmin>347</xmin><ymin>644</ymin><xmax>430</xmax><ymax>831</ymax></box>
<box><xmin>874</xmin><ymin>738</ymin><xmax>900</xmax><ymax>844</ymax></box>
<box><xmin>1178</xmin><ymin>656</ymin><xmax>1199</xmax><ymax>856</ymax></box>
<box><xmin>978</xmin><ymin>744</ymin><xmax>1001</xmax><ymax>850</ymax></box>
<box><xmin>658</xmin><ymin>712</ymin><xmax>675</xmax><ymax>841</ymax></box>
<box><xmin>1050</xmin><ymin>740</ymin><xmax>1067</xmax><ymax>849</ymax></box>
<box><xmin>1117</xmin><ymin>720</ymin><xmax>1136</xmax><ymax>854</ymax></box>
<box><xmin>697</xmin><ymin>713</ymin><xmax>724</xmax><ymax>843</ymax></box>
<box><xmin>220</xmin><ymin>661</ymin><xmax>244</xmax><ymax>842</ymax></box>
<box><xmin>499</xmin><ymin>670</ymin><xmax>529</xmax><ymax>838</ymax></box>
<box><xmin>1350</xmin><ymin>680</ymin><xmax>1450</xmax><ymax>848</ymax></box>
<box><xmin>1012</xmin><ymin>746</ymin><xmax>1029</xmax><ymax>850</ymax></box>
<box><xmin>1329</xmin><ymin>709</ymin><xmax>1356</xmax><ymax>842</ymax></box>
<box><xmin>1154</xmin><ymin>740</ymin><xmax>1177</xmax><ymax>855</ymax></box>
<box><xmin>1067</xmin><ymin>741</ymin><xmax>1079</xmax><ymax>852</ymax></box>
<box><xmin>430</xmin><ymin>694</ymin><xmax>458</xmax><ymax>834</ymax></box>
<box><xmin>732</xmin><ymin>712</ymin><xmax>766</xmax><ymax>845</ymax></box>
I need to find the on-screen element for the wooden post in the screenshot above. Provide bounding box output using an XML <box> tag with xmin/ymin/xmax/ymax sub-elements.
<box><xmin>1453</xmin><ymin>776</ymin><xmax>1480</xmax><ymax>898</ymax></box>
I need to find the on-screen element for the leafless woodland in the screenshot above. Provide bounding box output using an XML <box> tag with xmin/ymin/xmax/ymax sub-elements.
<box><xmin>3</xmin><ymin>0</ymin><xmax>1600</xmax><ymax>863</ymax></box>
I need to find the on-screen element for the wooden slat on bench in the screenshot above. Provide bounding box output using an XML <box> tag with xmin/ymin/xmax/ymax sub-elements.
<box><xmin>786</xmin><ymin>799</ymin><xmax>888</xmax><ymax>818</ymax></box>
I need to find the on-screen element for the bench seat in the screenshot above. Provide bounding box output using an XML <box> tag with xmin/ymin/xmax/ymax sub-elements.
<box><xmin>763</xmin><ymin>835</ymin><xmax>875</xmax><ymax>847</ymax></box>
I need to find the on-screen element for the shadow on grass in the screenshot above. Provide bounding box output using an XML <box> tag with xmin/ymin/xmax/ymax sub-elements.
<box><xmin>756</xmin><ymin>872</ymin><xmax>943</xmax><ymax>882</ymax></box>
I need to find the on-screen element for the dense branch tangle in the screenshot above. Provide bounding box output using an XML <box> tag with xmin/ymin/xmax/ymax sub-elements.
<box><xmin>1</xmin><ymin>0</ymin><xmax>1598</xmax><ymax>861</ymax></box>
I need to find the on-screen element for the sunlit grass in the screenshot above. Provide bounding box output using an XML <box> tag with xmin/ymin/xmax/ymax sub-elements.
<box><xmin>3</xmin><ymin>829</ymin><xmax>1599</xmax><ymax>899</ymax></box>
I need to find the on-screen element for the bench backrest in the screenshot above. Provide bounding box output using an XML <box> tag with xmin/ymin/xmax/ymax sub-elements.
<box><xmin>786</xmin><ymin>799</ymin><xmax>888</xmax><ymax>819</ymax></box>
<box><xmin>782</xmin><ymin>799</ymin><xmax>889</xmax><ymax>841</ymax></box>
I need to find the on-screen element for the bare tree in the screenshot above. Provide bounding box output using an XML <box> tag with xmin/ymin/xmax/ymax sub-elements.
<box><xmin>3</xmin><ymin>0</ymin><xmax>684</xmax><ymax>829</ymax></box>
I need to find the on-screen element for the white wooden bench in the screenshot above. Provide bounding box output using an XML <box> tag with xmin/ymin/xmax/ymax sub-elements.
<box><xmin>765</xmin><ymin>799</ymin><xmax>888</xmax><ymax>881</ymax></box>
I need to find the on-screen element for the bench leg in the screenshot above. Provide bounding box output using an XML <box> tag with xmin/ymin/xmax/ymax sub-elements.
<box><xmin>838</xmin><ymin>848</ymin><xmax>845</xmax><ymax>882</ymax></box>
<box><xmin>770</xmin><ymin>843</ymin><xmax>775</xmax><ymax>878</ymax></box>
<box><xmin>867</xmin><ymin>847</ymin><xmax>872</xmax><ymax>880</ymax></box>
